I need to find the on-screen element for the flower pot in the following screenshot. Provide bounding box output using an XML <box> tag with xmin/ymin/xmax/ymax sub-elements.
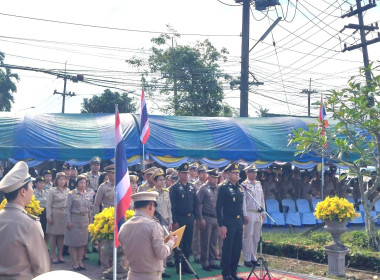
<box><xmin>100</xmin><ymin>239</ymin><xmax>113</xmax><ymax>270</ymax></box>
<box><xmin>324</xmin><ymin>220</ymin><xmax>347</xmax><ymax>250</ymax></box>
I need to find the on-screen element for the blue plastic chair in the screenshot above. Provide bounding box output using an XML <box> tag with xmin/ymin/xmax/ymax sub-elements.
<box><xmin>311</xmin><ymin>198</ymin><xmax>323</xmax><ymax>224</ymax></box>
<box><xmin>296</xmin><ymin>199</ymin><xmax>316</xmax><ymax>225</ymax></box>
<box><xmin>265</xmin><ymin>199</ymin><xmax>285</xmax><ymax>227</ymax></box>
<box><xmin>281</xmin><ymin>199</ymin><xmax>301</xmax><ymax>226</ymax></box>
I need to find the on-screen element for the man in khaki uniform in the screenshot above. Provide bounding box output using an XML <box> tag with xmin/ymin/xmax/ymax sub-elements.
<box><xmin>94</xmin><ymin>164</ymin><xmax>115</xmax><ymax>214</ymax></box>
<box><xmin>87</xmin><ymin>156</ymin><xmax>102</xmax><ymax>192</ymax></box>
<box><xmin>197</xmin><ymin>168</ymin><xmax>221</xmax><ymax>271</ymax></box>
<box><xmin>192</xmin><ymin>164</ymin><xmax>208</xmax><ymax>263</ymax></box>
<box><xmin>188</xmin><ymin>163</ymin><xmax>199</xmax><ymax>183</ymax></box>
<box><xmin>0</xmin><ymin>161</ymin><xmax>50</xmax><ymax>279</ymax></box>
<box><xmin>119</xmin><ymin>191</ymin><xmax>178</xmax><ymax>280</ymax></box>
<box><xmin>137</xmin><ymin>167</ymin><xmax>156</xmax><ymax>192</ymax></box>
<box><xmin>148</xmin><ymin>168</ymin><xmax>173</xmax><ymax>278</ymax></box>
<box><xmin>242</xmin><ymin>164</ymin><xmax>265</xmax><ymax>268</ymax></box>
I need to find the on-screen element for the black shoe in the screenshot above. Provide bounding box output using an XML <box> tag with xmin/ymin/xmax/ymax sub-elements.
<box><xmin>252</xmin><ymin>260</ymin><xmax>261</xmax><ymax>267</ymax></box>
<box><xmin>162</xmin><ymin>272</ymin><xmax>171</xmax><ymax>278</ymax></box>
<box><xmin>194</xmin><ymin>258</ymin><xmax>200</xmax><ymax>264</ymax></box>
<box><xmin>232</xmin><ymin>276</ymin><xmax>244</xmax><ymax>280</ymax></box>
<box><xmin>166</xmin><ymin>261</ymin><xmax>175</xmax><ymax>267</ymax></box>
<box><xmin>223</xmin><ymin>276</ymin><xmax>234</xmax><ymax>280</ymax></box>
<box><xmin>79</xmin><ymin>266</ymin><xmax>86</xmax><ymax>270</ymax></box>
<box><xmin>210</xmin><ymin>264</ymin><xmax>221</xmax><ymax>269</ymax></box>
<box><xmin>72</xmin><ymin>266</ymin><xmax>81</xmax><ymax>271</ymax></box>
<box><xmin>244</xmin><ymin>261</ymin><xmax>253</xmax><ymax>267</ymax></box>
<box><xmin>202</xmin><ymin>265</ymin><xmax>211</xmax><ymax>271</ymax></box>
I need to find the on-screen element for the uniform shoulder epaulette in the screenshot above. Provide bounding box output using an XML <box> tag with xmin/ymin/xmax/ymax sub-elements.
<box><xmin>69</xmin><ymin>189</ymin><xmax>75</xmax><ymax>194</ymax></box>
<box><xmin>147</xmin><ymin>187</ymin><xmax>155</xmax><ymax>192</ymax></box>
<box><xmin>27</xmin><ymin>213</ymin><xmax>40</xmax><ymax>221</ymax></box>
<box><xmin>163</xmin><ymin>188</ymin><xmax>169</xmax><ymax>192</ymax></box>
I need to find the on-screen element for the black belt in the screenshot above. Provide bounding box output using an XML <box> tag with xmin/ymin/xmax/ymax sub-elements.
<box><xmin>202</xmin><ymin>213</ymin><xmax>217</xmax><ymax>218</ymax></box>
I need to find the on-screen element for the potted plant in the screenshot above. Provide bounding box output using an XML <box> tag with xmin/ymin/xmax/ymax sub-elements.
<box><xmin>88</xmin><ymin>207</ymin><xmax>134</xmax><ymax>270</ymax></box>
<box><xmin>314</xmin><ymin>196</ymin><xmax>360</xmax><ymax>250</ymax></box>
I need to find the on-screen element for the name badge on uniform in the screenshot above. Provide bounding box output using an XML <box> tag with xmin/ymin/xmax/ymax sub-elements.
<box><xmin>233</xmin><ymin>197</ymin><xmax>236</xmax><ymax>202</ymax></box>
<box><xmin>182</xmin><ymin>194</ymin><xmax>184</xmax><ymax>199</ymax></box>
<box><xmin>179</xmin><ymin>186</ymin><xmax>184</xmax><ymax>190</ymax></box>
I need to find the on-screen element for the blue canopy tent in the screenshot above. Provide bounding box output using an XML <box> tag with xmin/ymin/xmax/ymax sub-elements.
<box><xmin>0</xmin><ymin>113</ymin><xmax>339</xmax><ymax>167</ymax></box>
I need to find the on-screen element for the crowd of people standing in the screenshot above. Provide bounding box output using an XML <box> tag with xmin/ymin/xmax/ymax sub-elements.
<box><xmin>0</xmin><ymin>156</ymin><xmax>371</xmax><ymax>280</ymax></box>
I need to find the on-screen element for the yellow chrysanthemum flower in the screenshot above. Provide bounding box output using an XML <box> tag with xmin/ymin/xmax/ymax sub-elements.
<box><xmin>314</xmin><ymin>196</ymin><xmax>360</xmax><ymax>222</ymax></box>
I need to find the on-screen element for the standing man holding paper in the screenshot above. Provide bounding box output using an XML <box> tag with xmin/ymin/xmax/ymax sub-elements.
<box><xmin>119</xmin><ymin>191</ymin><xmax>177</xmax><ymax>280</ymax></box>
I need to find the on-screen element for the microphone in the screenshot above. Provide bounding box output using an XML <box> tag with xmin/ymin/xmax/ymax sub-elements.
<box><xmin>154</xmin><ymin>210</ymin><xmax>169</xmax><ymax>227</ymax></box>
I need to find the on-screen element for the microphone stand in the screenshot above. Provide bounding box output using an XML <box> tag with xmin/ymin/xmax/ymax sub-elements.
<box><xmin>154</xmin><ymin>210</ymin><xmax>200</xmax><ymax>280</ymax></box>
<box><xmin>241</xmin><ymin>183</ymin><xmax>276</xmax><ymax>280</ymax></box>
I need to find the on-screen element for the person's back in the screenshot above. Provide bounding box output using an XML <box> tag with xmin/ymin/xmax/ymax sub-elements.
<box><xmin>120</xmin><ymin>212</ymin><xmax>168</xmax><ymax>273</ymax></box>
<box><xmin>0</xmin><ymin>203</ymin><xmax>48</xmax><ymax>279</ymax></box>
<box><xmin>0</xmin><ymin>161</ymin><xmax>49</xmax><ymax>280</ymax></box>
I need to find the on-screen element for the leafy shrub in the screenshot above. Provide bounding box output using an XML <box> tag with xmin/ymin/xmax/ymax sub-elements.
<box><xmin>342</xmin><ymin>231</ymin><xmax>369</xmax><ymax>249</ymax></box>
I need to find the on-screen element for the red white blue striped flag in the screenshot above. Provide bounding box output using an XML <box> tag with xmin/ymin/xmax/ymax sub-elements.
<box><xmin>114</xmin><ymin>109</ymin><xmax>132</xmax><ymax>247</ymax></box>
<box><xmin>319</xmin><ymin>97</ymin><xmax>329</xmax><ymax>148</ymax></box>
<box><xmin>140</xmin><ymin>90</ymin><xmax>150</xmax><ymax>144</ymax></box>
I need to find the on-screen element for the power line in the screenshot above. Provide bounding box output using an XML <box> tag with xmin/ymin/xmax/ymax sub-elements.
<box><xmin>0</xmin><ymin>12</ymin><xmax>240</xmax><ymax>37</ymax></box>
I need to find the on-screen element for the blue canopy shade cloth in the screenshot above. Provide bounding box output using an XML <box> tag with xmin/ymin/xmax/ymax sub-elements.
<box><xmin>0</xmin><ymin>113</ymin><xmax>346</xmax><ymax>166</ymax></box>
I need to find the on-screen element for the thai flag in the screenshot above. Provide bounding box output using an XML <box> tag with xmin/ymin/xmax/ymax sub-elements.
<box><xmin>319</xmin><ymin>98</ymin><xmax>329</xmax><ymax>128</ymax></box>
<box><xmin>319</xmin><ymin>97</ymin><xmax>328</xmax><ymax>147</ymax></box>
<box><xmin>114</xmin><ymin>109</ymin><xmax>132</xmax><ymax>247</ymax></box>
<box><xmin>140</xmin><ymin>90</ymin><xmax>150</xmax><ymax>144</ymax></box>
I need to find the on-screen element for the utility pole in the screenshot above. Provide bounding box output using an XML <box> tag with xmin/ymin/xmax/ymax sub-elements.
<box><xmin>301</xmin><ymin>78</ymin><xmax>317</xmax><ymax>117</ymax></box>
<box><xmin>341</xmin><ymin>0</ymin><xmax>379</xmax><ymax>88</ymax></box>
<box><xmin>235</xmin><ymin>0</ymin><xmax>280</xmax><ymax>117</ymax></box>
<box><xmin>239</xmin><ymin>0</ymin><xmax>250</xmax><ymax>117</ymax></box>
<box><xmin>52</xmin><ymin>62</ymin><xmax>79</xmax><ymax>113</ymax></box>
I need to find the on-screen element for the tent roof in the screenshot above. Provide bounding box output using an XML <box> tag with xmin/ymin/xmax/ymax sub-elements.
<box><xmin>0</xmin><ymin>113</ymin><xmax>322</xmax><ymax>162</ymax></box>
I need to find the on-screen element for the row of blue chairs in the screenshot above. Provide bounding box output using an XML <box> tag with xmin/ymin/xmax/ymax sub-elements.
<box><xmin>262</xmin><ymin>198</ymin><xmax>380</xmax><ymax>227</ymax></box>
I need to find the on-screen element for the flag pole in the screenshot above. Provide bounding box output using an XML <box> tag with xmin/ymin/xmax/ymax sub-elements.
<box><xmin>321</xmin><ymin>156</ymin><xmax>325</xmax><ymax>199</ymax></box>
<box><xmin>113</xmin><ymin>104</ymin><xmax>118</xmax><ymax>280</ymax></box>
<box><xmin>142</xmin><ymin>144</ymin><xmax>145</xmax><ymax>170</ymax></box>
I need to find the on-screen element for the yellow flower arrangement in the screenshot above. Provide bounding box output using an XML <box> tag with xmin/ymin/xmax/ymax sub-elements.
<box><xmin>314</xmin><ymin>196</ymin><xmax>360</xmax><ymax>222</ymax></box>
<box><xmin>0</xmin><ymin>195</ymin><xmax>44</xmax><ymax>216</ymax></box>
<box><xmin>88</xmin><ymin>207</ymin><xmax>134</xmax><ymax>241</ymax></box>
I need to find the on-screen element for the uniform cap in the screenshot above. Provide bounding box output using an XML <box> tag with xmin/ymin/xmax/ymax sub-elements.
<box><xmin>224</xmin><ymin>162</ymin><xmax>240</xmax><ymax>173</ymax></box>
<box><xmin>130</xmin><ymin>175</ymin><xmax>139</xmax><ymax>182</ymax></box>
<box><xmin>90</xmin><ymin>156</ymin><xmax>101</xmax><ymax>164</ymax></box>
<box><xmin>144</xmin><ymin>166</ymin><xmax>157</xmax><ymax>176</ymax></box>
<box><xmin>171</xmin><ymin>171</ymin><xmax>179</xmax><ymax>180</ymax></box>
<box><xmin>206</xmin><ymin>168</ymin><xmax>219</xmax><ymax>178</ymax></box>
<box><xmin>244</xmin><ymin>164</ymin><xmax>258</xmax><ymax>172</ymax></box>
<box><xmin>0</xmin><ymin>161</ymin><xmax>35</xmax><ymax>193</ymax></box>
<box><xmin>189</xmin><ymin>162</ymin><xmax>199</xmax><ymax>170</ymax></box>
<box><xmin>165</xmin><ymin>168</ymin><xmax>175</xmax><ymax>176</ymax></box>
<box><xmin>42</xmin><ymin>170</ymin><xmax>52</xmax><ymax>176</ymax></box>
<box><xmin>61</xmin><ymin>163</ymin><xmax>69</xmax><ymax>170</ymax></box>
<box><xmin>197</xmin><ymin>164</ymin><xmax>208</xmax><ymax>173</ymax></box>
<box><xmin>76</xmin><ymin>174</ymin><xmax>88</xmax><ymax>183</ymax></box>
<box><xmin>35</xmin><ymin>176</ymin><xmax>45</xmax><ymax>183</ymax></box>
<box><xmin>70</xmin><ymin>165</ymin><xmax>77</xmax><ymax>170</ymax></box>
<box><xmin>151</xmin><ymin>168</ymin><xmax>165</xmax><ymax>181</ymax></box>
<box><xmin>131</xmin><ymin>191</ymin><xmax>159</xmax><ymax>202</ymax></box>
<box><xmin>176</xmin><ymin>163</ymin><xmax>189</xmax><ymax>173</ymax></box>
<box><xmin>104</xmin><ymin>164</ymin><xmax>115</xmax><ymax>173</ymax></box>
<box><xmin>129</xmin><ymin>171</ymin><xmax>138</xmax><ymax>176</ymax></box>
<box><xmin>55</xmin><ymin>172</ymin><xmax>66</xmax><ymax>179</ymax></box>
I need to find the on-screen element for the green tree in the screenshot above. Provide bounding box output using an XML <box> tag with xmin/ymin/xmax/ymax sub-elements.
<box><xmin>81</xmin><ymin>89</ymin><xmax>136</xmax><ymax>113</ymax></box>
<box><xmin>126</xmin><ymin>27</ymin><xmax>232</xmax><ymax>116</ymax></box>
<box><xmin>289</xmin><ymin>66</ymin><xmax>380</xmax><ymax>249</ymax></box>
<box><xmin>0</xmin><ymin>52</ymin><xmax>19</xmax><ymax>111</ymax></box>
<box><xmin>256</xmin><ymin>106</ymin><xmax>270</xmax><ymax>117</ymax></box>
